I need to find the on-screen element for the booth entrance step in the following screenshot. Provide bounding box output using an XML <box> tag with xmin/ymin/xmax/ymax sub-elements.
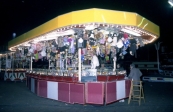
<box><xmin>128</xmin><ymin>81</ymin><xmax>145</xmax><ymax>106</ymax></box>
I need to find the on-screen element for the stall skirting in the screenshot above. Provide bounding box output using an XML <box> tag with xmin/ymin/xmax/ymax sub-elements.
<box><xmin>4</xmin><ymin>72</ymin><xmax>26</xmax><ymax>81</ymax></box>
<box><xmin>85</xmin><ymin>82</ymin><xmax>104</xmax><ymax>104</ymax></box>
<box><xmin>27</xmin><ymin>76</ymin><xmax>130</xmax><ymax>105</ymax></box>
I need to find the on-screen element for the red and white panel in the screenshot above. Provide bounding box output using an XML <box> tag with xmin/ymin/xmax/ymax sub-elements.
<box><xmin>47</xmin><ymin>81</ymin><xmax>58</xmax><ymax>100</ymax></box>
<box><xmin>58</xmin><ymin>82</ymin><xmax>70</xmax><ymax>103</ymax></box>
<box><xmin>85</xmin><ymin>82</ymin><xmax>104</xmax><ymax>104</ymax></box>
<box><xmin>31</xmin><ymin>78</ymin><xmax>35</xmax><ymax>93</ymax></box>
<box><xmin>38</xmin><ymin>80</ymin><xmax>47</xmax><ymax>98</ymax></box>
<box><xmin>105</xmin><ymin>81</ymin><xmax>116</xmax><ymax>104</ymax></box>
<box><xmin>125</xmin><ymin>79</ymin><xmax>131</xmax><ymax>97</ymax></box>
<box><xmin>105</xmin><ymin>80</ymin><xmax>130</xmax><ymax>104</ymax></box>
<box><xmin>69</xmin><ymin>83</ymin><xmax>85</xmax><ymax>104</ymax></box>
<box><xmin>116</xmin><ymin>80</ymin><xmax>125</xmax><ymax>100</ymax></box>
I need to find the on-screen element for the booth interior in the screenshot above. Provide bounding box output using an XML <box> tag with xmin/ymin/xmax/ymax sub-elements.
<box><xmin>4</xmin><ymin>8</ymin><xmax>159</xmax><ymax>105</ymax></box>
<box><xmin>3</xmin><ymin>25</ymin><xmax>152</xmax><ymax>81</ymax></box>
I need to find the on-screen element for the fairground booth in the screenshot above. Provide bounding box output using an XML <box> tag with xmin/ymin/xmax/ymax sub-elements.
<box><xmin>4</xmin><ymin>8</ymin><xmax>159</xmax><ymax>105</ymax></box>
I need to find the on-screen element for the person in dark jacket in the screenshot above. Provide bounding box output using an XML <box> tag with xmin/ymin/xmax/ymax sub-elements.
<box><xmin>128</xmin><ymin>64</ymin><xmax>142</xmax><ymax>85</ymax></box>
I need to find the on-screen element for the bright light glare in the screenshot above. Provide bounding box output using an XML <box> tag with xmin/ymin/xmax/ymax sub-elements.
<box><xmin>121</xmin><ymin>28</ymin><xmax>141</xmax><ymax>36</ymax></box>
<box><xmin>168</xmin><ymin>0</ymin><xmax>173</xmax><ymax>6</ymax></box>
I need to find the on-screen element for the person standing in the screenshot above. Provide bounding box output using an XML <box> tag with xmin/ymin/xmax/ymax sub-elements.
<box><xmin>128</xmin><ymin>64</ymin><xmax>142</xmax><ymax>85</ymax></box>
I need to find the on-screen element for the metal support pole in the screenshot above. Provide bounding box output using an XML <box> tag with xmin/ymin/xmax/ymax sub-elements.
<box><xmin>5</xmin><ymin>53</ymin><xmax>7</xmax><ymax>81</ymax></box>
<box><xmin>30</xmin><ymin>56</ymin><xmax>32</xmax><ymax>71</ymax></box>
<box><xmin>49</xmin><ymin>59</ymin><xmax>51</xmax><ymax>70</ymax></box>
<box><xmin>113</xmin><ymin>56</ymin><xmax>117</xmax><ymax>72</ymax></box>
<box><xmin>78</xmin><ymin>48</ymin><xmax>81</xmax><ymax>82</ymax></box>
<box><xmin>155</xmin><ymin>42</ymin><xmax>162</xmax><ymax>71</ymax></box>
<box><xmin>0</xmin><ymin>55</ymin><xmax>1</xmax><ymax>72</ymax></box>
<box><xmin>65</xmin><ymin>49</ymin><xmax>67</xmax><ymax>70</ymax></box>
<box><xmin>11</xmin><ymin>53</ymin><xmax>14</xmax><ymax>77</ymax></box>
<box><xmin>156</xmin><ymin>49</ymin><xmax>159</xmax><ymax>70</ymax></box>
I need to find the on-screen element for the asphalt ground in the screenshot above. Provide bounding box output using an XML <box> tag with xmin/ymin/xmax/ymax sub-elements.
<box><xmin>0</xmin><ymin>79</ymin><xmax>173</xmax><ymax>112</ymax></box>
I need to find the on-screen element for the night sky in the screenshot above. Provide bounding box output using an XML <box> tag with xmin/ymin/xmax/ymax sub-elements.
<box><xmin>0</xmin><ymin>0</ymin><xmax>173</xmax><ymax>54</ymax></box>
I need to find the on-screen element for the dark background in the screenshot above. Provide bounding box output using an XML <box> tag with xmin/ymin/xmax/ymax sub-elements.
<box><xmin>0</xmin><ymin>0</ymin><xmax>173</xmax><ymax>61</ymax></box>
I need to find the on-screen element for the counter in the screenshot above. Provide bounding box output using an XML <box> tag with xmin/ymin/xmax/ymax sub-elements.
<box><xmin>26</xmin><ymin>73</ymin><xmax>131</xmax><ymax>105</ymax></box>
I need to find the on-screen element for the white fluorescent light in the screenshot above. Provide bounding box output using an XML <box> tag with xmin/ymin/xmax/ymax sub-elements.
<box><xmin>57</xmin><ymin>29</ymin><xmax>75</xmax><ymax>36</ymax></box>
<box><xmin>85</xmin><ymin>25</ymin><xmax>97</xmax><ymax>30</ymax></box>
<box><xmin>149</xmin><ymin>36</ymin><xmax>157</xmax><ymax>43</ymax></box>
<box><xmin>23</xmin><ymin>43</ymin><xmax>31</xmax><ymax>46</ymax></box>
<box><xmin>168</xmin><ymin>0</ymin><xmax>173</xmax><ymax>6</ymax></box>
<box><xmin>41</xmin><ymin>35</ymin><xmax>58</xmax><ymax>39</ymax></box>
<box><xmin>121</xmin><ymin>28</ymin><xmax>141</xmax><ymax>36</ymax></box>
<box><xmin>9</xmin><ymin>47</ymin><xmax>16</xmax><ymax>51</ymax></box>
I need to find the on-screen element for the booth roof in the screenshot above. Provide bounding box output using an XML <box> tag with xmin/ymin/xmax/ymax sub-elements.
<box><xmin>8</xmin><ymin>8</ymin><xmax>160</xmax><ymax>50</ymax></box>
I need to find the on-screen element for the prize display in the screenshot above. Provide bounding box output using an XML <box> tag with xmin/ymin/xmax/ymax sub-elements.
<box><xmin>9</xmin><ymin>26</ymin><xmax>148</xmax><ymax>76</ymax></box>
<box><xmin>6</xmin><ymin>8</ymin><xmax>159</xmax><ymax>81</ymax></box>
<box><xmin>4</xmin><ymin>8</ymin><xmax>159</xmax><ymax>105</ymax></box>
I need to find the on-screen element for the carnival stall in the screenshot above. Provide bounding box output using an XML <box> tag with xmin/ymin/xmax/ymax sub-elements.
<box><xmin>8</xmin><ymin>8</ymin><xmax>159</xmax><ymax>105</ymax></box>
<box><xmin>0</xmin><ymin>51</ymin><xmax>27</xmax><ymax>81</ymax></box>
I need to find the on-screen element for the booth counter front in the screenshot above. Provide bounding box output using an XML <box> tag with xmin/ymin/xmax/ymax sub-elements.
<box><xmin>26</xmin><ymin>71</ymin><xmax>131</xmax><ymax>105</ymax></box>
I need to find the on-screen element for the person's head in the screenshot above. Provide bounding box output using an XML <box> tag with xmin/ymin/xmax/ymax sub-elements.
<box><xmin>130</xmin><ymin>64</ymin><xmax>135</xmax><ymax>69</ymax></box>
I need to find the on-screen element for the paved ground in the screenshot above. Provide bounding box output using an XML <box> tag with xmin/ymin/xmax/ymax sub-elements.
<box><xmin>0</xmin><ymin>78</ymin><xmax>173</xmax><ymax>112</ymax></box>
